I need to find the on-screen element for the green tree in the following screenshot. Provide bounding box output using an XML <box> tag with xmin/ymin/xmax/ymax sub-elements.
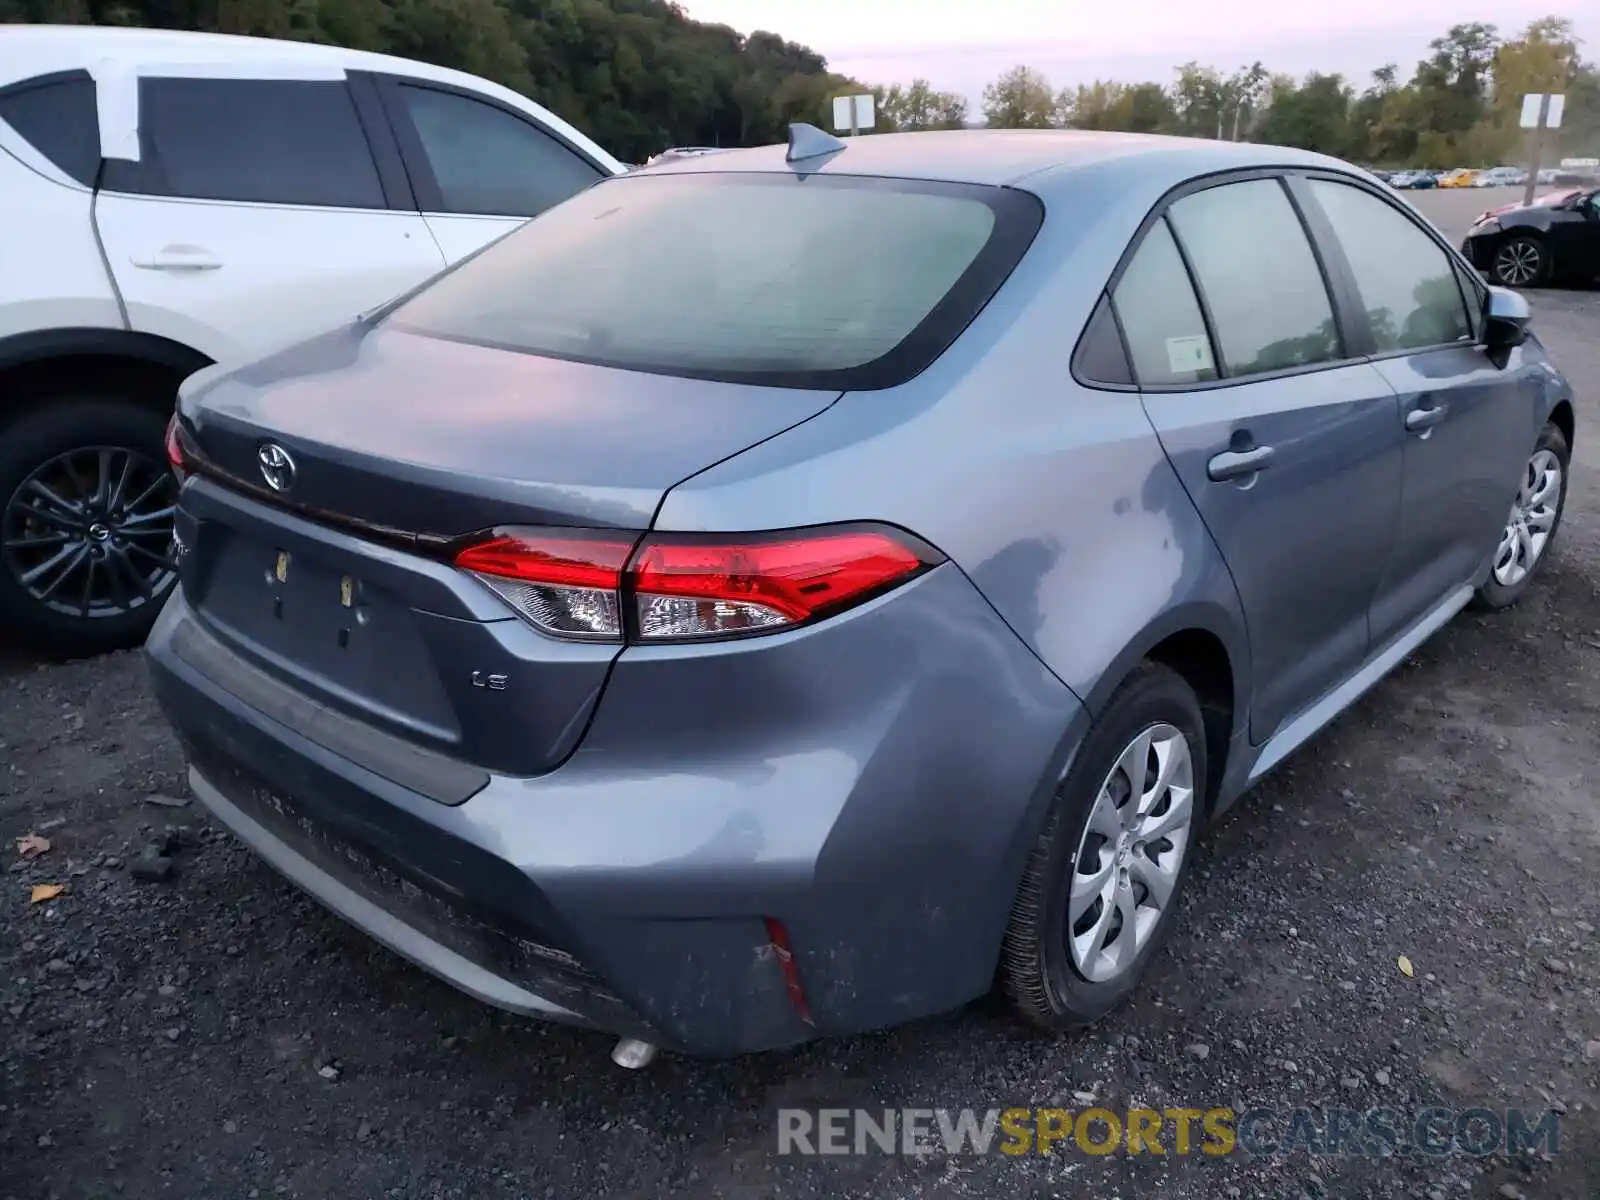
<box><xmin>878</xmin><ymin>77</ymin><xmax>968</xmax><ymax>131</ymax></box>
<box><xmin>1058</xmin><ymin>79</ymin><xmax>1176</xmax><ymax>133</ymax></box>
<box><xmin>1171</xmin><ymin>61</ymin><xmax>1227</xmax><ymax>137</ymax></box>
<box><xmin>1222</xmin><ymin>62</ymin><xmax>1269</xmax><ymax>139</ymax></box>
<box><xmin>1411</xmin><ymin>21</ymin><xmax>1500</xmax><ymax>139</ymax></box>
<box><xmin>982</xmin><ymin>64</ymin><xmax>1056</xmax><ymax>128</ymax></box>
<box><xmin>1258</xmin><ymin>72</ymin><xmax>1353</xmax><ymax>155</ymax></box>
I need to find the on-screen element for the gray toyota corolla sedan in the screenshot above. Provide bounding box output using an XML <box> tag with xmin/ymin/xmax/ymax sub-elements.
<box><xmin>147</xmin><ymin>125</ymin><xmax>1575</xmax><ymax>1063</ymax></box>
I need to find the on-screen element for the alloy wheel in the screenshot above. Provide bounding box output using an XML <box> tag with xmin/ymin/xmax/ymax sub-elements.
<box><xmin>1</xmin><ymin>446</ymin><xmax>179</xmax><ymax>620</ymax></box>
<box><xmin>1492</xmin><ymin>447</ymin><xmax>1562</xmax><ymax>588</ymax></box>
<box><xmin>1493</xmin><ymin>241</ymin><xmax>1541</xmax><ymax>287</ymax></box>
<box><xmin>1066</xmin><ymin>722</ymin><xmax>1195</xmax><ymax>984</ymax></box>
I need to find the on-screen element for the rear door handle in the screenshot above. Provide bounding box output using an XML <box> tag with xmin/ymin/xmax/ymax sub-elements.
<box><xmin>1207</xmin><ymin>445</ymin><xmax>1275</xmax><ymax>482</ymax></box>
<box><xmin>1405</xmin><ymin>403</ymin><xmax>1448</xmax><ymax>433</ymax></box>
<box><xmin>131</xmin><ymin>245</ymin><xmax>223</xmax><ymax>271</ymax></box>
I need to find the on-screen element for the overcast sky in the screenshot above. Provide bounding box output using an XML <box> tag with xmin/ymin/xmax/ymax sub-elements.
<box><xmin>681</xmin><ymin>0</ymin><xmax>1599</xmax><ymax>108</ymax></box>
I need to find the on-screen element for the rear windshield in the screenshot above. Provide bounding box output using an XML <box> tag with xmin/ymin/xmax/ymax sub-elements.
<box><xmin>385</xmin><ymin>171</ymin><xmax>1043</xmax><ymax>390</ymax></box>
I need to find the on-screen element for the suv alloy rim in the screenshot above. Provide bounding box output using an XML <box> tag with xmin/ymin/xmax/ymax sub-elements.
<box><xmin>1</xmin><ymin>446</ymin><xmax>179</xmax><ymax>619</ymax></box>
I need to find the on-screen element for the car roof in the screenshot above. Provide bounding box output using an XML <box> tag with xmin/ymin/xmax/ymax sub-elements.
<box><xmin>0</xmin><ymin>25</ymin><xmax>623</xmax><ymax>173</ymax></box>
<box><xmin>636</xmin><ymin>128</ymin><xmax>1366</xmax><ymax>191</ymax></box>
<box><xmin>0</xmin><ymin>25</ymin><xmax>481</xmax><ymax>87</ymax></box>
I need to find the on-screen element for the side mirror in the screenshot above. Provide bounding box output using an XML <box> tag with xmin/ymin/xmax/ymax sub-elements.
<box><xmin>1483</xmin><ymin>285</ymin><xmax>1531</xmax><ymax>352</ymax></box>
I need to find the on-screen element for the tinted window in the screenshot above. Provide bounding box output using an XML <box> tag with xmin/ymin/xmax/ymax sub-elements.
<box><xmin>1307</xmin><ymin>179</ymin><xmax>1472</xmax><ymax>352</ymax></box>
<box><xmin>398</xmin><ymin>85</ymin><xmax>603</xmax><ymax>218</ymax></box>
<box><xmin>0</xmin><ymin>74</ymin><xmax>100</xmax><ymax>185</ymax></box>
<box><xmin>137</xmin><ymin>78</ymin><xmax>384</xmax><ymax>208</ymax></box>
<box><xmin>386</xmin><ymin>173</ymin><xmax>1039</xmax><ymax>390</ymax></box>
<box><xmin>1075</xmin><ymin>294</ymin><xmax>1134</xmax><ymax>385</ymax></box>
<box><xmin>1111</xmin><ymin>219</ymin><xmax>1217</xmax><ymax>386</ymax></box>
<box><xmin>1168</xmin><ymin>179</ymin><xmax>1342</xmax><ymax>377</ymax></box>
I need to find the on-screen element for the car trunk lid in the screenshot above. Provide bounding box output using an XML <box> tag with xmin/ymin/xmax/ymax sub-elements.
<box><xmin>173</xmin><ymin>324</ymin><xmax>839</xmax><ymax>780</ymax></box>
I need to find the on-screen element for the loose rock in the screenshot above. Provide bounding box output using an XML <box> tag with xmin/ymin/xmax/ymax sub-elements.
<box><xmin>129</xmin><ymin>856</ymin><xmax>174</xmax><ymax>883</ymax></box>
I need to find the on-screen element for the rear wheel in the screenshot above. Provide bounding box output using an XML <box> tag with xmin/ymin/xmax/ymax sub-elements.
<box><xmin>0</xmin><ymin>397</ymin><xmax>179</xmax><ymax>657</ymax></box>
<box><xmin>1490</xmin><ymin>235</ymin><xmax>1549</xmax><ymax>288</ymax></box>
<box><xmin>1472</xmin><ymin>421</ymin><xmax>1569</xmax><ymax>611</ymax></box>
<box><xmin>1001</xmin><ymin>662</ymin><xmax>1207</xmax><ymax>1030</ymax></box>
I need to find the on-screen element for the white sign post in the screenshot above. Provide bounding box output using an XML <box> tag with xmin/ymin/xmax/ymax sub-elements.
<box><xmin>1519</xmin><ymin>93</ymin><xmax>1565</xmax><ymax>205</ymax></box>
<box><xmin>831</xmin><ymin>93</ymin><xmax>875</xmax><ymax>136</ymax></box>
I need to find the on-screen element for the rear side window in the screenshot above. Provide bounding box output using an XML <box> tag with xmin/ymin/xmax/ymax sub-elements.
<box><xmin>385</xmin><ymin>172</ymin><xmax>1042</xmax><ymax>390</ymax></box>
<box><xmin>1167</xmin><ymin>179</ymin><xmax>1342</xmax><ymax>377</ymax></box>
<box><xmin>1305</xmin><ymin>179</ymin><xmax>1473</xmax><ymax>353</ymax></box>
<box><xmin>1075</xmin><ymin>294</ymin><xmax>1134</xmax><ymax>386</ymax></box>
<box><xmin>0</xmin><ymin>73</ymin><xmax>100</xmax><ymax>186</ymax></box>
<box><xmin>396</xmin><ymin>84</ymin><xmax>603</xmax><ymax>218</ymax></box>
<box><xmin>134</xmin><ymin>78</ymin><xmax>384</xmax><ymax>208</ymax></box>
<box><xmin>1111</xmin><ymin>219</ymin><xmax>1217</xmax><ymax>386</ymax></box>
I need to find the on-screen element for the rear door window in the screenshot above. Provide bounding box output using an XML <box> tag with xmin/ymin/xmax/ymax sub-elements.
<box><xmin>1304</xmin><ymin>178</ymin><xmax>1474</xmax><ymax>352</ymax></box>
<box><xmin>130</xmin><ymin>78</ymin><xmax>385</xmax><ymax>209</ymax></box>
<box><xmin>1167</xmin><ymin>178</ymin><xmax>1343</xmax><ymax>377</ymax></box>
<box><xmin>0</xmin><ymin>72</ymin><xmax>100</xmax><ymax>185</ymax></box>
<box><xmin>394</xmin><ymin>84</ymin><xmax>604</xmax><ymax>219</ymax></box>
<box><xmin>1111</xmin><ymin>218</ymin><xmax>1217</xmax><ymax>386</ymax></box>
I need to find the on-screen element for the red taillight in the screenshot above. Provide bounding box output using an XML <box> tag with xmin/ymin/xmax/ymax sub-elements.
<box><xmin>453</xmin><ymin>529</ymin><xmax>635</xmax><ymax>641</ymax></box>
<box><xmin>452</xmin><ymin>524</ymin><xmax>936</xmax><ymax>643</ymax></box>
<box><xmin>164</xmin><ymin>414</ymin><xmax>187</xmax><ymax>482</ymax></box>
<box><xmin>631</xmin><ymin>530</ymin><xmax>926</xmax><ymax>639</ymax></box>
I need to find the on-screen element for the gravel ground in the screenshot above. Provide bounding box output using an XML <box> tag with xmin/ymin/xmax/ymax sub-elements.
<box><xmin>3</xmin><ymin>194</ymin><xmax>1599</xmax><ymax>1200</ymax></box>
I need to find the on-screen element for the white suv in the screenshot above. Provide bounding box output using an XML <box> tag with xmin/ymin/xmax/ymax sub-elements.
<box><xmin>0</xmin><ymin>26</ymin><xmax>623</xmax><ymax>655</ymax></box>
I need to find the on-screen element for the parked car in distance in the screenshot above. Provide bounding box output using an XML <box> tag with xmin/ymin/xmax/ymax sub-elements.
<box><xmin>149</xmin><ymin>126</ymin><xmax>1574</xmax><ymax>1062</ymax></box>
<box><xmin>1388</xmin><ymin>170</ymin><xmax>1437</xmax><ymax>190</ymax></box>
<box><xmin>1461</xmin><ymin>185</ymin><xmax>1600</xmax><ymax>287</ymax></box>
<box><xmin>1474</xmin><ymin>166</ymin><xmax>1527</xmax><ymax>188</ymax></box>
<box><xmin>1439</xmin><ymin>168</ymin><xmax>1479</xmax><ymax>188</ymax></box>
<box><xmin>0</xmin><ymin>26</ymin><xmax>624</xmax><ymax>657</ymax></box>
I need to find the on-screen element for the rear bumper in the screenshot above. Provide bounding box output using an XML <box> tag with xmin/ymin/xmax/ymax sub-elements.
<box><xmin>146</xmin><ymin>566</ymin><xmax>1086</xmax><ymax>1056</ymax></box>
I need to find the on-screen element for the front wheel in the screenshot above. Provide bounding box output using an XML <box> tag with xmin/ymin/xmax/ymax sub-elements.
<box><xmin>1473</xmin><ymin>421</ymin><xmax>1570</xmax><ymax>611</ymax></box>
<box><xmin>1490</xmin><ymin>235</ymin><xmax>1549</xmax><ymax>288</ymax></box>
<box><xmin>0</xmin><ymin>397</ymin><xmax>180</xmax><ymax>658</ymax></box>
<box><xmin>1000</xmin><ymin>662</ymin><xmax>1207</xmax><ymax>1030</ymax></box>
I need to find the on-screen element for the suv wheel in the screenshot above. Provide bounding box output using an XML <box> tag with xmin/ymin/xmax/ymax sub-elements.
<box><xmin>1000</xmin><ymin>662</ymin><xmax>1207</xmax><ymax>1029</ymax></box>
<box><xmin>0</xmin><ymin>397</ymin><xmax>179</xmax><ymax>657</ymax></box>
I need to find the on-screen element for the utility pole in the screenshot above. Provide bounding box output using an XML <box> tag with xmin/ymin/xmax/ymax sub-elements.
<box><xmin>1520</xmin><ymin>92</ymin><xmax>1565</xmax><ymax>206</ymax></box>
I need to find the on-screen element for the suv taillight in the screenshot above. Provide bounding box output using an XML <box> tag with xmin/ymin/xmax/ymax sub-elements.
<box><xmin>452</xmin><ymin>524</ymin><xmax>941</xmax><ymax>643</ymax></box>
<box><xmin>164</xmin><ymin>414</ymin><xmax>188</xmax><ymax>482</ymax></box>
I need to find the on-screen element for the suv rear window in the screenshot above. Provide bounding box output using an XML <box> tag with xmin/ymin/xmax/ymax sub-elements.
<box><xmin>384</xmin><ymin>172</ymin><xmax>1043</xmax><ymax>390</ymax></box>
<box><xmin>0</xmin><ymin>72</ymin><xmax>100</xmax><ymax>186</ymax></box>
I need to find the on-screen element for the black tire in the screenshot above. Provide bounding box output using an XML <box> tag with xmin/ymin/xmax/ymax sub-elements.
<box><xmin>1471</xmin><ymin>421</ymin><xmax>1570</xmax><ymax>612</ymax></box>
<box><xmin>1000</xmin><ymin>661</ymin><xmax>1208</xmax><ymax>1030</ymax></box>
<box><xmin>0</xmin><ymin>397</ymin><xmax>178</xmax><ymax>658</ymax></box>
<box><xmin>1489</xmin><ymin>234</ymin><xmax>1550</xmax><ymax>288</ymax></box>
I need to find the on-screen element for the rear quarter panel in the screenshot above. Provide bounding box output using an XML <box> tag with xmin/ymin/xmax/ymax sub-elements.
<box><xmin>653</xmin><ymin>162</ymin><xmax>1251</xmax><ymax>725</ymax></box>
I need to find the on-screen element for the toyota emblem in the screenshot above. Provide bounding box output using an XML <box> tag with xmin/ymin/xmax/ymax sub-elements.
<box><xmin>257</xmin><ymin>442</ymin><xmax>296</xmax><ymax>492</ymax></box>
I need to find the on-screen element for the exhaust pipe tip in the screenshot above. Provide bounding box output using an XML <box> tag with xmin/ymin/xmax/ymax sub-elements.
<box><xmin>610</xmin><ymin>1037</ymin><xmax>659</xmax><ymax>1070</ymax></box>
